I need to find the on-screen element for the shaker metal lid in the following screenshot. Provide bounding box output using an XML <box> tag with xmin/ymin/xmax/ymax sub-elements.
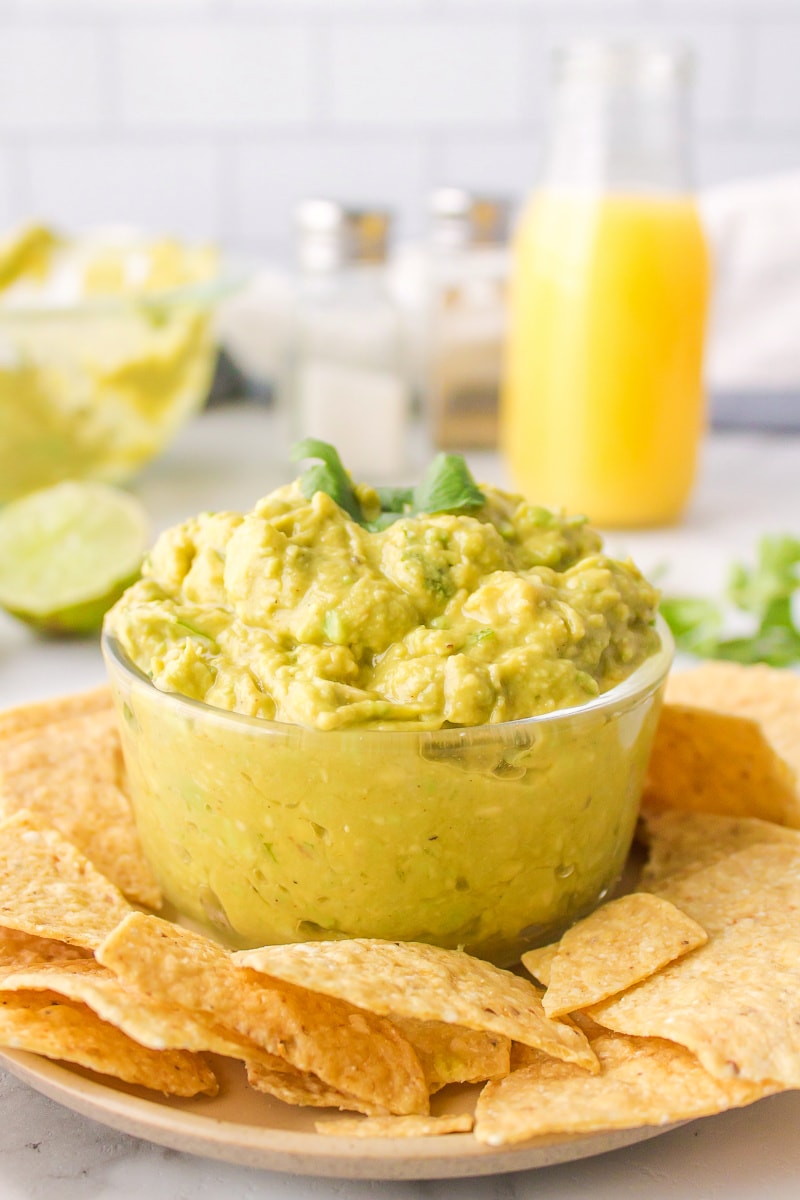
<box><xmin>295</xmin><ymin>200</ymin><xmax>392</xmax><ymax>269</ymax></box>
<box><xmin>429</xmin><ymin>188</ymin><xmax>510</xmax><ymax>248</ymax></box>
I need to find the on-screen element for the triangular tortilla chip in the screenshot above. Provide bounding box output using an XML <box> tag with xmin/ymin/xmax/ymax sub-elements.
<box><xmin>0</xmin><ymin>925</ymin><xmax>92</xmax><ymax>977</ymax></box>
<box><xmin>0</xmin><ymin>989</ymin><xmax>217</xmax><ymax>1096</ymax></box>
<box><xmin>588</xmin><ymin>841</ymin><xmax>800</xmax><ymax>1086</ymax></box>
<box><xmin>645</xmin><ymin>662</ymin><xmax>800</xmax><ymax>827</ymax></box>
<box><xmin>0</xmin><ymin>811</ymin><xmax>131</xmax><ymax>948</ymax></box>
<box><xmin>0</xmin><ymin>958</ymin><xmax>288</xmax><ymax>1073</ymax></box>
<box><xmin>0</xmin><ymin>687</ymin><xmax>111</xmax><ymax>739</ymax></box>
<box><xmin>638</xmin><ymin>810</ymin><xmax>800</xmax><ymax>891</ymax></box>
<box><xmin>97</xmin><ymin>912</ymin><xmax>429</xmax><ymax>1116</ymax></box>
<box><xmin>234</xmin><ymin>938</ymin><xmax>598</xmax><ymax>1073</ymax></box>
<box><xmin>523</xmin><ymin>893</ymin><xmax>707</xmax><ymax>1017</ymax></box>
<box><xmin>246</xmin><ymin>1060</ymin><xmax>385</xmax><ymax>1115</ymax></box>
<box><xmin>316</xmin><ymin>1113</ymin><xmax>473</xmax><ymax>1138</ymax></box>
<box><xmin>474</xmin><ymin>1030</ymin><xmax>777</xmax><ymax>1145</ymax></box>
<box><xmin>0</xmin><ymin>700</ymin><xmax>160</xmax><ymax>907</ymax></box>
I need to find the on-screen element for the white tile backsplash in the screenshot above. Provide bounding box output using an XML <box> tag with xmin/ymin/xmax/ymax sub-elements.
<box><xmin>698</xmin><ymin>133</ymin><xmax>800</xmax><ymax>185</ymax></box>
<box><xmin>436</xmin><ymin>135</ymin><xmax>543</xmax><ymax>208</ymax></box>
<box><xmin>118</xmin><ymin>23</ymin><xmax>314</xmax><ymax>129</ymax></box>
<box><xmin>0</xmin><ymin>27</ymin><xmax>106</xmax><ymax>131</ymax></box>
<box><xmin>27</xmin><ymin>142</ymin><xmax>222</xmax><ymax>237</ymax></box>
<box><xmin>0</xmin><ymin>149</ymin><xmax>21</xmax><ymax>229</ymax></box>
<box><xmin>0</xmin><ymin>0</ymin><xmax>797</xmax><ymax>253</ymax></box>
<box><xmin>751</xmin><ymin>21</ymin><xmax>800</xmax><ymax>128</ymax></box>
<box><xmin>328</xmin><ymin>21</ymin><xmax>528</xmax><ymax>127</ymax></box>
<box><xmin>232</xmin><ymin>136</ymin><xmax>429</xmax><ymax>244</ymax></box>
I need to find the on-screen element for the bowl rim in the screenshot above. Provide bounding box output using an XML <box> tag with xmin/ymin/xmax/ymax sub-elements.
<box><xmin>102</xmin><ymin>613</ymin><xmax>674</xmax><ymax>742</ymax></box>
<box><xmin>0</xmin><ymin>265</ymin><xmax>247</xmax><ymax>321</ymax></box>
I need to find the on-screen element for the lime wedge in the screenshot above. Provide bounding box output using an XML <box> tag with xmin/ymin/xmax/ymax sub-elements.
<box><xmin>0</xmin><ymin>481</ymin><xmax>148</xmax><ymax>635</ymax></box>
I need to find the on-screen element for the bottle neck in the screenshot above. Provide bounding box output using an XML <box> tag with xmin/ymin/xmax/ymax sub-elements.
<box><xmin>542</xmin><ymin>44</ymin><xmax>694</xmax><ymax>195</ymax></box>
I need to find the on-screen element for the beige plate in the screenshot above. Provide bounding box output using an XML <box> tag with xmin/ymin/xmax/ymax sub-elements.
<box><xmin>0</xmin><ymin>851</ymin><xmax>675</xmax><ymax>1179</ymax></box>
<box><xmin>0</xmin><ymin>1047</ymin><xmax>681</xmax><ymax>1180</ymax></box>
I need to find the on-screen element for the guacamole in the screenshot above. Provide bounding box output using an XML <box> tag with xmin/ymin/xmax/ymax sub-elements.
<box><xmin>104</xmin><ymin>456</ymin><xmax>667</xmax><ymax>962</ymax></box>
<box><xmin>108</xmin><ymin>477</ymin><xmax>659</xmax><ymax>731</ymax></box>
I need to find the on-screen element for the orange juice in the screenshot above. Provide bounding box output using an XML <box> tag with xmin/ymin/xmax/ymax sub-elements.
<box><xmin>502</xmin><ymin>190</ymin><xmax>710</xmax><ymax>527</ymax></box>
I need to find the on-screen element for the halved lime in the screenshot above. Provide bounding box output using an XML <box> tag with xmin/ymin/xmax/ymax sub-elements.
<box><xmin>0</xmin><ymin>481</ymin><xmax>148</xmax><ymax>635</ymax></box>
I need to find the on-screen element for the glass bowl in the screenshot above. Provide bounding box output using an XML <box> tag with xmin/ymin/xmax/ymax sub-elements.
<box><xmin>0</xmin><ymin>266</ymin><xmax>240</xmax><ymax>504</ymax></box>
<box><xmin>103</xmin><ymin>617</ymin><xmax>673</xmax><ymax>966</ymax></box>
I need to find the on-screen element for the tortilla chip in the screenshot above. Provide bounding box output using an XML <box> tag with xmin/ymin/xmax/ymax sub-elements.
<box><xmin>588</xmin><ymin>841</ymin><xmax>800</xmax><ymax>1086</ymax></box>
<box><xmin>391</xmin><ymin>1017</ymin><xmax>510</xmax><ymax>1092</ymax></box>
<box><xmin>0</xmin><ymin>687</ymin><xmax>111</xmax><ymax>739</ymax></box>
<box><xmin>639</xmin><ymin>810</ymin><xmax>800</xmax><ymax>891</ymax></box>
<box><xmin>0</xmin><ymin>926</ymin><xmax>93</xmax><ymax>977</ymax></box>
<box><xmin>520</xmin><ymin>943</ymin><xmax>557</xmax><ymax>988</ymax></box>
<box><xmin>0</xmin><ymin>958</ymin><xmax>288</xmax><ymax>1072</ymax></box>
<box><xmin>509</xmin><ymin>1011</ymin><xmax>607</xmax><ymax>1070</ymax></box>
<box><xmin>97</xmin><ymin>913</ymin><xmax>429</xmax><ymax>1116</ymax></box>
<box><xmin>315</xmin><ymin>1114</ymin><xmax>474</xmax><ymax>1138</ymax></box>
<box><xmin>649</xmin><ymin>662</ymin><xmax>800</xmax><ymax>827</ymax></box>
<box><xmin>642</xmin><ymin>704</ymin><xmax>798</xmax><ymax>827</ymax></box>
<box><xmin>667</xmin><ymin>661</ymin><xmax>800</xmax><ymax>774</ymax></box>
<box><xmin>0</xmin><ymin>811</ymin><xmax>131</xmax><ymax>948</ymax></box>
<box><xmin>526</xmin><ymin>894</ymin><xmax>707</xmax><ymax>1018</ymax></box>
<box><xmin>246</xmin><ymin>1060</ymin><xmax>386</xmax><ymax>1115</ymax></box>
<box><xmin>0</xmin><ymin>989</ymin><xmax>217</xmax><ymax>1096</ymax></box>
<box><xmin>234</xmin><ymin>939</ymin><xmax>598</xmax><ymax>1073</ymax></box>
<box><xmin>520</xmin><ymin>940</ymin><xmax>556</xmax><ymax>988</ymax></box>
<box><xmin>0</xmin><ymin>706</ymin><xmax>161</xmax><ymax>908</ymax></box>
<box><xmin>474</xmin><ymin>1030</ymin><xmax>777</xmax><ymax>1145</ymax></box>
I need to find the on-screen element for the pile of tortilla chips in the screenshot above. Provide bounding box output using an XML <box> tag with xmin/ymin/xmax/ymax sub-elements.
<box><xmin>0</xmin><ymin>662</ymin><xmax>798</xmax><ymax>1147</ymax></box>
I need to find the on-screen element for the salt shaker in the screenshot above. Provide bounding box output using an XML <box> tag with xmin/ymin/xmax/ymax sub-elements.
<box><xmin>289</xmin><ymin>201</ymin><xmax>410</xmax><ymax>479</ymax></box>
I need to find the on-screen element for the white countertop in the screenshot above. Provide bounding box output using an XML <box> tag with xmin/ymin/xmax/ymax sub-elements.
<box><xmin>1</xmin><ymin>405</ymin><xmax>799</xmax><ymax>1200</ymax></box>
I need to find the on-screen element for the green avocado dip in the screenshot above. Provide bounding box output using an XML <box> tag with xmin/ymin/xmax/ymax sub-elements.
<box><xmin>104</xmin><ymin>443</ymin><xmax>667</xmax><ymax>963</ymax></box>
<box><xmin>107</xmin><ymin>443</ymin><xmax>659</xmax><ymax>731</ymax></box>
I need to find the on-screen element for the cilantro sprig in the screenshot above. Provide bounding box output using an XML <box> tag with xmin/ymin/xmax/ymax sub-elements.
<box><xmin>661</xmin><ymin>535</ymin><xmax>800</xmax><ymax>667</ymax></box>
<box><xmin>290</xmin><ymin>439</ymin><xmax>363</xmax><ymax>523</ymax></box>
<box><xmin>291</xmin><ymin>439</ymin><xmax>486</xmax><ymax>531</ymax></box>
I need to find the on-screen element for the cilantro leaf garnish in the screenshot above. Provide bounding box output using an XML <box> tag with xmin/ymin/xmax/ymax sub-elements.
<box><xmin>658</xmin><ymin>596</ymin><xmax>723</xmax><ymax>658</ymax></box>
<box><xmin>412</xmin><ymin>453</ymin><xmax>487</xmax><ymax>516</ymax></box>
<box><xmin>661</xmin><ymin>535</ymin><xmax>800</xmax><ymax>667</ymax></box>
<box><xmin>374</xmin><ymin>486</ymin><xmax>414</xmax><ymax>514</ymax></box>
<box><xmin>290</xmin><ymin>438</ymin><xmax>363</xmax><ymax>524</ymax></box>
<box><xmin>291</xmin><ymin>441</ymin><xmax>486</xmax><ymax>530</ymax></box>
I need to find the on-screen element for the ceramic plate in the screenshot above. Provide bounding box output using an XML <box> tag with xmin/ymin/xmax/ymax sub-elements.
<box><xmin>0</xmin><ymin>1047</ymin><xmax>683</xmax><ymax>1180</ymax></box>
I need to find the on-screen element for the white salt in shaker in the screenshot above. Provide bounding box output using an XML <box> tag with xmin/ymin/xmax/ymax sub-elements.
<box><xmin>288</xmin><ymin>201</ymin><xmax>410</xmax><ymax>480</ymax></box>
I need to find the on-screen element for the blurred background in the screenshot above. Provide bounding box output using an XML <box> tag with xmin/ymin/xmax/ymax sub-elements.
<box><xmin>1</xmin><ymin>0</ymin><xmax>799</xmax><ymax>514</ymax></box>
<box><xmin>0</xmin><ymin>0</ymin><xmax>796</xmax><ymax>256</ymax></box>
<box><xmin>2</xmin><ymin>0</ymin><xmax>797</xmax><ymax>427</ymax></box>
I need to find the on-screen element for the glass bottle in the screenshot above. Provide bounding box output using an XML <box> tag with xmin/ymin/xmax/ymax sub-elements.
<box><xmin>424</xmin><ymin>188</ymin><xmax>510</xmax><ymax>450</ymax></box>
<box><xmin>502</xmin><ymin>43</ymin><xmax>710</xmax><ymax>527</ymax></box>
<box><xmin>289</xmin><ymin>200</ymin><xmax>410</xmax><ymax>479</ymax></box>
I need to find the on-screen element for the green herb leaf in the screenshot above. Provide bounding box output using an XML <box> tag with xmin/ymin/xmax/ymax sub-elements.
<box><xmin>363</xmin><ymin>511</ymin><xmax>406</xmax><ymax>532</ymax></box>
<box><xmin>290</xmin><ymin>439</ymin><xmax>364</xmax><ymax>524</ymax></box>
<box><xmin>289</xmin><ymin>441</ymin><xmax>487</xmax><ymax>530</ymax></box>
<box><xmin>661</xmin><ymin>534</ymin><xmax>800</xmax><ymax>667</ymax></box>
<box><xmin>659</xmin><ymin>596</ymin><xmax>723</xmax><ymax>656</ymax></box>
<box><xmin>727</xmin><ymin>535</ymin><xmax>800</xmax><ymax>627</ymax></box>
<box><xmin>412</xmin><ymin>453</ymin><xmax>486</xmax><ymax>516</ymax></box>
<box><xmin>711</xmin><ymin>627</ymin><xmax>800</xmax><ymax>669</ymax></box>
<box><xmin>374</xmin><ymin>486</ymin><xmax>414</xmax><ymax>514</ymax></box>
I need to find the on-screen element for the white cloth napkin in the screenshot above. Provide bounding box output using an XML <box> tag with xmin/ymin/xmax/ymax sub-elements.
<box><xmin>701</xmin><ymin>170</ymin><xmax>800</xmax><ymax>393</ymax></box>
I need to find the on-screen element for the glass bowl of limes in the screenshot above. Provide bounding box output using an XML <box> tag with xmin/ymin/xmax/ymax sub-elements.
<box><xmin>0</xmin><ymin>224</ymin><xmax>239</xmax><ymax>505</ymax></box>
